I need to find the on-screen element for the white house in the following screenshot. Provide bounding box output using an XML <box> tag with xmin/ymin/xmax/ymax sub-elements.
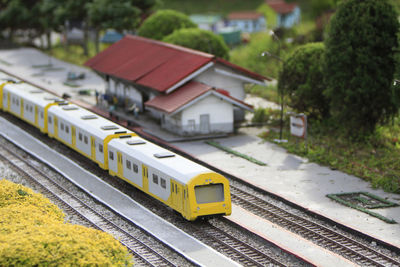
<box><xmin>85</xmin><ymin>35</ymin><xmax>269</xmax><ymax>136</ymax></box>
<box><xmin>226</xmin><ymin>11</ymin><xmax>266</xmax><ymax>33</ymax></box>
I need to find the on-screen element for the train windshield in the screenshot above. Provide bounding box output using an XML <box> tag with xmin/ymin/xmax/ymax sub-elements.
<box><xmin>195</xmin><ymin>183</ymin><xmax>224</xmax><ymax>204</ymax></box>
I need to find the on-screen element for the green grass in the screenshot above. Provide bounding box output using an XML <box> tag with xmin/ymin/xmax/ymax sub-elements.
<box><xmin>159</xmin><ymin>0</ymin><xmax>264</xmax><ymax>15</ymax></box>
<box><xmin>260</xmin><ymin>117</ymin><xmax>400</xmax><ymax>194</ymax></box>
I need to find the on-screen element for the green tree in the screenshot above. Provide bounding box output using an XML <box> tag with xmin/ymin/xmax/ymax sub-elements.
<box><xmin>279</xmin><ymin>42</ymin><xmax>328</xmax><ymax>119</ymax></box>
<box><xmin>324</xmin><ymin>0</ymin><xmax>399</xmax><ymax>135</ymax></box>
<box><xmin>87</xmin><ymin>0</ymin><xmax>140</xmax><ymax>53</ymax></box>
<box><xmin>138</xmin><ymin>9</ymin><xmax>197</xmax><ymax>40</ymax></box>
<box><xmin>0</xmin><ymin>0</ymin><xmax>41</xmax><ymax>42</ymax></box>
<box><xmin>162</xmin><ymin>28</ymin><xmax>229</xmax><ymax>60</ymax></box>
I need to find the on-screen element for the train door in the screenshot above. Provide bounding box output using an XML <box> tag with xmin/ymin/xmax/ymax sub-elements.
<box><xmin>117</xmin><ymin>151</ymin><xmax>123</xmax><ymax>177</ymax></box>
<box><xmin>91</xmin><ymin>136</ymin><xmax>96</xmax><ymax>161</ymax></box>
<box><xmin>34</xmin><ymin>105</ymin><xmax>38</xmax><ymax>127</ymax></box>
<box><xmin>71</xmin><ymin>126</ymin><xmax>76</xmax><ymax>148</ymax></box>
<box><xmin>171</xmin><ymin>181</ymin><xmax>183</xmax><ymax>212</ymax></box>
<box><xmin>20</xmin><ymin>98</ymin><xmax>24</xmax><ymax>117</ymax></box>
<box><xmin>142</xmin><ymin>165</ymin><xmax>149</xmax><ymax>192</ymax></box>
<box><xmin>54</xmin><ymin>116</ymin><xmax>58</xmax><ymax>138</ymax></box>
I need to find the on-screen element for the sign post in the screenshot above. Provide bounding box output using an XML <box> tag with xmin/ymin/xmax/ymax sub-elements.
<box><xmin>290</xmin><ymin>113</ymin><xmax>307</xmax><ymax>151</ymax></box>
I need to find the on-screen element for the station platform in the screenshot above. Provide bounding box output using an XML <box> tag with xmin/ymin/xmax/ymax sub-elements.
<box><xmin>0</xmin><ymin>117</ymin><xmax>239</xmax><ymax>267</ymax></box>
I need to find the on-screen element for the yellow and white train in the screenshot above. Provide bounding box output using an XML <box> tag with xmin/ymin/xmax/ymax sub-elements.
<box><xmin>0</xmin><ymin>73</ymin><xmax>231</xmax><ymax>220</ymax></box>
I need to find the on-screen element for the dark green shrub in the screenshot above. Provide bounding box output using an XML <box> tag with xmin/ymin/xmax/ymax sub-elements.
<box><xmin>162</xmin><ymin>28</ymin><xmax>230</xmax><ymax>59</ymax></box>
<box><xmin>138</xmin><ymin>9</ymin><xmax>197</xmax><ymax>40</ymax></box>
<box><xmin>278</xmin><ymin>42</ymin><xmax>328</xmax><ymax>119</ymax></box>
<box><xmin>324</xmin><ymin>0</ymin><xmax>399</xmax><ymax>135</ymax></box>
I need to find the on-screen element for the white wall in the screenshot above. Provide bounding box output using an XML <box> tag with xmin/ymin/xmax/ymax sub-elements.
<box><xmin>181</xmin><ymin>94</ymin><xmax>233</xmax><ymax>130</ymax></box>
<box><xmin>194</xmin><ymin>65</ymin><xmax>245</xmax><ymax>100</ymax></box>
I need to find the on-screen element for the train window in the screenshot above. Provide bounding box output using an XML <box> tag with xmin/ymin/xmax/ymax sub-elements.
<box><xmin>161</xmin><ymin>178</ymin><xmax>166</xmax><ymax>189</ymax></box>
<box><xmin>29</xmin><ymin>106</ymin><xmax>33</xmax><ymax>112</ymax></box>
<box><xmin>81</xmin><ymin>115</ymin><xmax>97</xmax><ymax>120</ymax></box>
<box><xmin>127</xmin><ymin>140</ymin><xmax>146</xmax><ymax>145</ymax></box>
<box><xmin>126</xmin><ymin>160</ymin><xmax>131</xmax><ymax>169</ymax></box>
<box><xmin>48</xmin><ymin>116</ymin><xmax>52</xmax><ymax>124</ymax></box>
<box><xmin>109</xmin><ymin>151</ymin><xmax>114</xmax><ymax>160</ymax></box>
<box><xmin>65</xmin><ymin>126</ymin><xmax>69</xmax><ymax>134</ymax></box>
<box><xmin>60</xmin><ymin>123</ymin><xmax>64</xmax><ymax>131</ymax></box>
<box><xmin>99</xmin><ymin>144</ymin><xmax>103</xmax><ymax>153</ymax></box>
<box><xmin>16</xmin><ymin>99</ymin><xmax>19</xmax><ymax>105</ymax></box>
<box><xmin>171</xmin><ymin>184</ymin><xmax>174</xmax><ymax>193</ymax></box>
<box><xmin>84</xmin><ymin>136</ymin><xmax>88</xmax><ymax>144</ymax></box>
<box><xmin>195</xmin><ymin>184</ymin><xmax>224</xmax><ymax>204</ymax></box>
<box><xmin>133</xmin><ymin>164</ymin><xmax>138</xmax><ymax>173</ymax></box>
<box><xmin>153</xmin><ymin>174</ymin><xmax>158</xmax><ymax>184</ymax></box>
<box><xmin>25</xmin><ymin>104</ymin><xmax>28</xmax><ymax>110</ymax></box>
<box><xmin>101</xmin><ymin>125</ymin><xmax>119</xmax><ymax>130</ymax></box>
<box><xmin>40</xmin><ymin>111</ymin><xmax>43</xmax><ymax>119</ymax></box>
<box><xmin>79</xmin><ymin>133</ymin><xmax>82</xmax><ymax>141</ymax></box>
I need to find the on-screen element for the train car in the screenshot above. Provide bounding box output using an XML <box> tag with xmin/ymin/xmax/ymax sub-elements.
<box><xmin>0</xmin><ymin>76</ymin><xmax>232</xmax><ymax>220</ymax></box>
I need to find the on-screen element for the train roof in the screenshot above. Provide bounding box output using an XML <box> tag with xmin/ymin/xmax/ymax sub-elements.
<box><xmin>3</xmin><ymin>82</ymin><xmax>63</xmax><ymax>107</ymax></box>
<box><xmin>49</xmin><ymin>103</ymin><xmax>133</xmax><ymax>139</ymax></box>
<box><xmin>109</xmin><ymin>136</ymin><xmax>211</xmax><ymax>184</ymax></box>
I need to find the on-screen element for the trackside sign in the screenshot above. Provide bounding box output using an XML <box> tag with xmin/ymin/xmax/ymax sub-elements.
<box><xmin>290</xmin><ymin>114</ymin><xmax>307</xmax><ymax>138</ymax></box>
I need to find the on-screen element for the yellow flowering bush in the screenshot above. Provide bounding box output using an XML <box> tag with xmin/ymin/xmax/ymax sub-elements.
<box><xmin>0</xmin><ymin>179</ymin><xmax>133</xmax><ymax>266</ymax></box>
<box><xmin>0</xmin><ymin>224</ymin><xmax>133</xmax><ymax>266</ymax></box>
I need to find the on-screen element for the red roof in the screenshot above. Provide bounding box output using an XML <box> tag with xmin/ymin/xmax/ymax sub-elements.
<box><xmin>85</xmin><ymin>35</ymin><xmax>213</xmax><ymax>93</ymax></box>
<box><xmin>145</xmin><ymin>81</ymin><xmax>253</xmax><ymax>114</ymax></box>
<box><xmin>85</xmin><ymin>35</ymin><xmax>269</xmax><ymax>93</ymax></box>
<box><xmin>266</xmin><ymin>0</ymin><xmax>297</xmax><ymax>14</ymax></box>
<box><xmin>227</xmin><ymin>11</ymin><xmax>263</xmax><ymax>20</ymax></box>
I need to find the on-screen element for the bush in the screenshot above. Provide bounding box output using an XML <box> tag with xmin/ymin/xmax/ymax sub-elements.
<box><xmin>163</xmin><ymin>28</ymin><xmax>230</xmax><ymax>59</ymax></box>
<box><xmin>138</xmin><ymin>9</ymin><xmax>197</xmax><ymax>40</ymax></box>
<box><xmin>0</xmin><ymin>224</ymin><xmax>133</xmax><ymax>266</ymax></box>
<box><xmin>324</xmin><ymin>0</ymin><xmax>400</xmax><ymax>135</ymax></box>
<box><xmin>278</xmin><ymin>42</ymin><xmax>328</xmax><ymax>119</ymax></box>
<box><xmin>0</xmin><ymin>179</ymin><xmax>133</xmax><ymax>266</ymax></box>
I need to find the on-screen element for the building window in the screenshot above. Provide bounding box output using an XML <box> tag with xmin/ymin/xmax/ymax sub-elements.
<box><xmin>126</xmin><ymin>160</ymin><xmax>131</xmax><ymax>169</ymax></box>
<box><xmin>133</xmin><ymin>164</ymin><xmax>138</xmax><ymax>173</ymax></box>
<box><xmin>99</xmin><ymin>144</ymin><xmax>103</xmax><ymax>153</ymax></box>
<box><xmin>109</xmin><ymin>151</ymin><xmax>114</xmax><ymax>160</ymax></box>
<box><xmin>153</xmin><ymin>174</ymin><xmax>158</xmax><ymax>184</ymax></box>
<box><xmin>84</xmin><ymin>136</ymin><xmax>88</xmax><ymax>144</ymax></box>
<box><xmin>161</xmin><ymin>178</ymin><xmax>166</xmax><ymax>189</ymax></box>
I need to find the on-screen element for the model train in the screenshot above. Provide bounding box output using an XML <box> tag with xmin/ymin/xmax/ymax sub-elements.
<box><xmin>0</xmin><ymin>73</ymin><xmax>231</xmax><ymax>221</ymax></box>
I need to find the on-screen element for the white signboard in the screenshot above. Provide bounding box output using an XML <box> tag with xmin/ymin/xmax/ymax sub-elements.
<box><xmin>290</xmin><ymin>114</ymin><xmax>307</xmax><ymax>138</ymax></box>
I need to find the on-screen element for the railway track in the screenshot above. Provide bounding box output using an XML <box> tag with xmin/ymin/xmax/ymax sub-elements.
<box><xmin>190</xmin><ymin>221</ymin><xmax>287</xmax><ymax>266</ymax></box>
<box><xmin>231</xmin><ymin>185</ymin><xmax>400</xmax><ymax>267</ymax></box>
<box><xmin>0</xmin><ymin>143</ymin><xmax>176</xmax><ymax>267</ymax></box>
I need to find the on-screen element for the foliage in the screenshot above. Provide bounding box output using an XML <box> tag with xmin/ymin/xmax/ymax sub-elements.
<box><xmin>279</xmin><ymin>42</ymin><xmax>328</xmax><ymax>119</ymax></box>
<box><xmin>245</xmin><ymin>83</ymin><xmax>278</xmax><ymax>103</ymax></box>
<box><xmin>163</xmin><ymin>28</ymin><xmax>230</xmax><ymax>59</ymax></box>
<box><xmin>230</xmin><ymin>32</ymin><xmax>287</xmax><ymax>78</ymax></box>
<box><xmin>324</xmin><ymin>0</ymin><xmax>400</xmax><ymax>135</ymax></box>
<box><xmin>159</xmin><ymin>0</ymin><xmax>264</xmax><ymax>15</ymax></box>
<box><xmin>87</xmin><ymin>0</ymin><xmax>141</xmax><ymax>32</ymax></box>
<box><xmin>0</xmin><ymin>224</ymin><xmax>133</xmax><ymax>266</ymax></box>
<box><xmin>257</xmin><ymin>3</ymin><xmax>277</xmax><ymax>29</ymax></box>
<box><xmin>138</xmin><ymin>9</ymin><xmax>197</xmax><ymax>40</ymax></box>
<box><xmin>0</xmin><ymin>179</ymin><xmax>133</xmax><ymax>266</ymax></box>
<box><xmin>251</xmin><ymin>107</ymin><xmax>282</xmax><ymax>125</ymax></box>
<box><xmin>310</xmin><ymin>0</ymin><xmax>336</xmax><ymax>19</ymax></box>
